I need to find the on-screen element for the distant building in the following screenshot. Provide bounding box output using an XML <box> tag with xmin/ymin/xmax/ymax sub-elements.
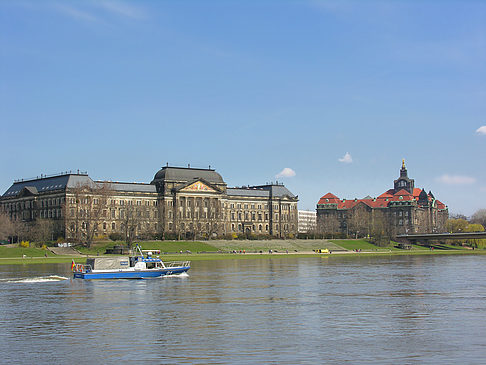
<box><xmin>298</xmin><ymin>210</ymin><xmax>317</xmax><ymax>233</ymax></box>
<box><xmin>1</xmin><ymin>166</ymin><xmax>299</xmax><ymax>240</ymax></box>
<box><xmin>316</xmin><ymin>161</ymin><xmax>448</xmax><ymax>236</ymax></box>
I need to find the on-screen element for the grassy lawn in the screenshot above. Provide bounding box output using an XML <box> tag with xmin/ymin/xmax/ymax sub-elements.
<box><xmin>76</xmin><ymin>240</ymin><xmax>219</xmax><ymax>255</ymax></box>
<box><xmin>0</xmin><ymin>246</ymin><xmax>54</xmax><ymax>258</ymax></box>
<box><xmin>330</xmin><ymin>239</ymin><xmax>395</xmax><ymax>251</ymax></box>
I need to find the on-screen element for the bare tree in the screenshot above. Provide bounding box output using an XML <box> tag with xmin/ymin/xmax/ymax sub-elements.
<box><xmin>29</xmin><ymin>219</ymin><xmax>54</xmax><ymax>243</ymax></box>
<box><xmin>0</xmin><ymin>211</ymin><xmax>14</xmax><ymax>242</ymax></box>
<box><xmin>371</xmin><ymin>210</ymin><xmax>396</xmax><ymax>246</ymax></box>
<box><xmin>471</xmin><ymin>209</ymin><xmax>486</xmax><ymax>228</ymax></box>
<box><xmin>66</xmin><ymin>182</ymin><xmax>112</xmax><ymax>247</ymax></box>
<box><xmin>318</xmin><ymin>211</ymin><xmax>340</xmax><ymax>237</ymax></box>
<box><xmin>348</xmin><ymin>204</ymin><xmax>371</xmax><ymax>238</ymax></box>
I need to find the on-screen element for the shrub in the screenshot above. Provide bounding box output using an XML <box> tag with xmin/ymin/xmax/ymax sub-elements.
<box><xmin>19</xmin><ymin>240</ymin><xmax>30</xmax><ymax>248</ymax></box>
<box><xmin>109</xmin><ymin>233</ymin><xmax>124</xmax><ymax>241</ymax></box>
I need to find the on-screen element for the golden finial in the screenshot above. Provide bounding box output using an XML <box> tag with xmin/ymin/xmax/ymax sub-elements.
<box><xmin>402</xmin><ymin>159</ymin><xmax>405</xmax><ymax>169</ymax></box>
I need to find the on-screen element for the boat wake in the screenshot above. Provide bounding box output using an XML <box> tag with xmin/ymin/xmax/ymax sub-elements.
<box><xmin>163</xmin><ymin>272</ymin><xmax>189</xmax><ymax>278</ymax></box>
<box><xmin>5</xmin><ymin>275</ymin><xmax>69</xmax><ymax>283</ymax></box>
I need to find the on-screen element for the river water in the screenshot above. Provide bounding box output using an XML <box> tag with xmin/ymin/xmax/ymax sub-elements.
<box><xmin>0</xmin><ymin>255</ymin><xmax>485</xmax><ymax>364</ymax></box>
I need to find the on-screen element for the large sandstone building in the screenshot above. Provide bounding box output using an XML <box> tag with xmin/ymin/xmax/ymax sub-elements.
<box><xmin>316</xmin><ymin>161</ymin><xmax>448</xmax><ymax>236</ymax></box>
<box><xmin>1</xmin><ymin>166</ymin><xmax>298</xmax><ymax>241</ymax></box>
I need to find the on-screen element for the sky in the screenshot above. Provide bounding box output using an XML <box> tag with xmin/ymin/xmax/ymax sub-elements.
<box><xmin>1</xmin><ymin>0</ymin><xmax>485</xmax><ymax>216</ymax></box>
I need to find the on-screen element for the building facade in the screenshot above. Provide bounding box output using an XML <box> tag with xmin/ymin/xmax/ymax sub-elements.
<box><xmin>1</xmin><ymin>166</ymin><xmax>298</xmax><ymax>240</ymax></box>
<box><xmin>298</xmin><ymin>210</ymin><xmax>317</xmax><ymax>233</ymax></box>
<box><xmin>316</xmin><ymin>161</ymin><xmax>448</xmax><ymax>236</ymax></box>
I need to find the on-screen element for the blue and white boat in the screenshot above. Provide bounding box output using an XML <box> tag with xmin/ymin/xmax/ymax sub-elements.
<box><xmin>72</xmin><ymin>246</ymin><xmax>190</xmax><ymax>279</ymax></box>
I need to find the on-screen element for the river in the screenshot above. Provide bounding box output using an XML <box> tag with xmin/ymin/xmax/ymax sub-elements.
<box><xmin>0</xmin><ymin>255</ymin><xmax>485</xmax><ymax>364</ymax></box>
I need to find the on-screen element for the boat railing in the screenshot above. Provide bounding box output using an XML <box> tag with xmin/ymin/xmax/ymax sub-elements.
<box><xmin>164</xmin><ymin>261</ymin><xmax>190</xmax><ymax>268</ymax></box>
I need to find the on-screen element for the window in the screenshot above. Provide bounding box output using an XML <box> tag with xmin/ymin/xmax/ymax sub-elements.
<box><xmin>259</xmin><ymin>224</ymin><xmax>262</xmax><ymax>232</ymax></box>
<box><xmin>111</xmin><ymin>210</ymin><xmax>116</xmax><ymax>219</ymax></box>
<box><xmin>103</xmin><ymin>222</ymin><xmax>107</xmax><ymax>230</ymax></box>
<box><xmin>112</xmin><ymin>222</ymin><xmax>116</xmax><ymax>230</ymax></box>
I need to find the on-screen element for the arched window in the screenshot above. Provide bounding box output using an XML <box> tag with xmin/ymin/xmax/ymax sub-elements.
<box><xmin>112</xmin><ymin>222</ymin><xmax>115</xmax><ymax>230</ymax></box>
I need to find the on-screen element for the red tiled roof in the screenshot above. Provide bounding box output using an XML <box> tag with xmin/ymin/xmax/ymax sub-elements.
<box><xmin>394</xmin><ymin>189</ymin><xmax>412</xmax><ymax>196</ymax></box>
<box><xmin>378</xmin><ymin>189</ymin><xmax>394</xmax><ymax>198</ymax></box>
<box><xmin>318</xmin><ymin>192</ymin><xmax>340</xmax><ymax>205</ymax></box>
<box><xmin>436</xmin><ymin>200</ymin><xmax>446</xmax><ymax>209</ymax></box>
<box><xmin>318</xmin><ymin>187</ymin><xmax>445</xmax><ymax>209</ymax></box>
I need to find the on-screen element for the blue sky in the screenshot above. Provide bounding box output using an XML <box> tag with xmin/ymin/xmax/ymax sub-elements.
<box><xmin>1</xmin><ymin>0</ymin><xmax>485</xmax><ymax>216</ymax></box>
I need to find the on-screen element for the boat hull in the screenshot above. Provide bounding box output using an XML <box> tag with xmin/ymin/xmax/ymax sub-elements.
<box><xmin>73</xmin><ymin>266</ymin><xmax>190</xmax><ymax>280</ymax></box>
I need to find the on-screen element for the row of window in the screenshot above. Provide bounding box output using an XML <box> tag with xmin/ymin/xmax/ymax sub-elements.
<box><xmin>69</xmin><ymin>208</ymin><xmax>159</xmax><ymax>219</ymax></box>
<box><xmin>2</xmin><ymin>197</ymin><xmax>65</xmax><ymax>211</ymax></box>
<box><xmin>70</xmin><ymin>222</ymin><xmax>159</xmax><ymax>232</ymax></box>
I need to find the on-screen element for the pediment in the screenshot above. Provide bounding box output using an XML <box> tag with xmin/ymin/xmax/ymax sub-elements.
<box><xmin>180</xmin><ymin>180</ymin><xmax>217</xmax><ymax>193</ymax></box>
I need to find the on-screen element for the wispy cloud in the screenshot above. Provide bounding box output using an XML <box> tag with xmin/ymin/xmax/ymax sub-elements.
<box><xmin>99</xmin><ymin>1</ymin><xmax>146</xmax><ymax>20</ymax></box>
<box><xmin>476</xmin><ymin>126</ymin><xmax>486</xmax><ymax>135</ymax></box>
<box><xmin>52</xmin><ymin>1</ymin><xmax>146</xmax><ymax>24</ymax></box>
<box><xmin>53</xmin><ymin>4</ymin><xmax>100</xmax><ymax>23</ymax></box>
<box><xmin>436</xmin><ymin>174</ymin><xmax>476</xmax><ymax>185</ymax></box>
<box><xmin>276</xmin><ymin>168</ymin><xmax>296</xmax><ymax>178</ymax></box>
<box><xmin>338</xmin><ymin>152</ymin><xmax>352</xmax><ymax>164</ymax></box>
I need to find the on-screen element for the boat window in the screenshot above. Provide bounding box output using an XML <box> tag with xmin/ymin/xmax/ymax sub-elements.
<box><xmin>146</xmin><ymin>262</ymin><xmax>156</xmax><ymax>269</ymax></box>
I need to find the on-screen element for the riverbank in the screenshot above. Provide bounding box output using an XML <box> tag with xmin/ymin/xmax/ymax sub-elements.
<box><xmin>1</xmin><ymin>245</ymin><xmax>484</xmax><ymax>265</ymax></box>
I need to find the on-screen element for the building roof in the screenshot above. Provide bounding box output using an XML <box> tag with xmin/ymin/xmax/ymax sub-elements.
<box><xmin>2</xmin><ymin>174</ymin><xmax>94</xmax><ymax>198</ymax></box>
<box><xmin>152</xmin><ymin>166</ymin><xmax>224</xmax><ymax>184</ymax></box>
<box><xmin>104</xmin><ymin>182</ymin><xmax>157</xmax><ymax>193</ymax></box>
<box><xmin>250</xmin><ymin>184</ymin><xmax>297</xmax><ymax>199</ymax></box>
<box><xmin>227</xmin><ymin>188</ymin><xmax>269</xmax><ymax>198</ymax></box>
<box><xmin>317</xmin><ymin>192</ymin><xmax>340</xmax><ymax>205</ymax></box>
<box><xmin>227</xmin><ymin>184</ymin><xmax>297</xmax><ymax>199</ymax></box>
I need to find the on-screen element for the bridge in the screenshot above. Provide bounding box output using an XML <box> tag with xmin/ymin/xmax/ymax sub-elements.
<box><xmin>396</xmin><ymin>232</ymin><xmax>486</xmax><ymax>243</ymax></box>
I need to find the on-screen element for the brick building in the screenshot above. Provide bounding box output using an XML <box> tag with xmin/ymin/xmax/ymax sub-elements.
<box><xmin>316</xmin><ymin>161</ymin><xmax>448</xmax><ymax>237</ymax></box>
